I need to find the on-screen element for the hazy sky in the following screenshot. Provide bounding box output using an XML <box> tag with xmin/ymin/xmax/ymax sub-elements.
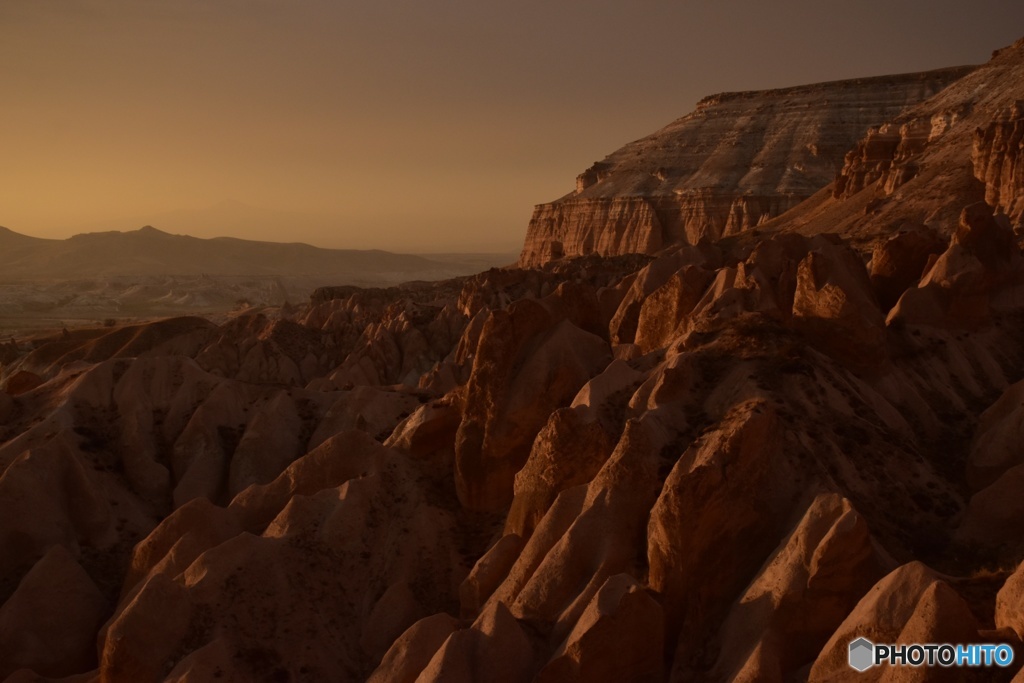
<box><xmin>2</xmin><ymin>1</ymin><xmax>1022</xmax><ymax>252</ymax></box>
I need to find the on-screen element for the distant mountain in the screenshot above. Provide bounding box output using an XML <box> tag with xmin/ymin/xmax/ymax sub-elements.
<box><xmin>7</xmin><ymin>36</ymin><xmax>1024</xmax><ymax>683</ymax></box>
<box><xmin>86</xmin><ymin>200</ymin><xmax>353</xmax><ymax>247</ymax></box>
<box><xmin>0</xmin><ymin>225</ymin><xmax>484</xmax><ymax>282</ymax></box>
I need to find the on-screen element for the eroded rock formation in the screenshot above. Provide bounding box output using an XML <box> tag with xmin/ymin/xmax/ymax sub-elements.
<box><xmin>520</xmin><ymin>67</ymin><xmax>972</xmax><ymax>266</ymax></box>
<box><xmin>974</xmin><ymin>100</ymin><xmax>1024</xmax><ymax>227</ymax></box>
<box><xmin>780</xmin><ymin>36</ymin><xmax>1024</xmax><ymax>243</ymax></box>
<box><xmin>4</xmin><ymin>34</ymin><xmax>1024</xmax><ymax>683</ymax></box>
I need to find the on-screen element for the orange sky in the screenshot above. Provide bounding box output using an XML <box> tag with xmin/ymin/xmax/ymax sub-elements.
<box><xmin>2</xmin><ymin>1</ymin><xmax>1022</xmax><ymax>252</ymax></box>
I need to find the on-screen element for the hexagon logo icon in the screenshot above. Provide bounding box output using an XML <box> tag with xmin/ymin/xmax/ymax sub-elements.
<box><xmin>848</xmin><ymin>637</ymin><xmax>875</xmax><ymax>672</ymax></box>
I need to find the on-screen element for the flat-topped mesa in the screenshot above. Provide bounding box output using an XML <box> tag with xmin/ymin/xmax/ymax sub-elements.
<box><xmin>519</xmin><ymin>66</ymin><xmax>975</xmax><ymax>267</ymax></box>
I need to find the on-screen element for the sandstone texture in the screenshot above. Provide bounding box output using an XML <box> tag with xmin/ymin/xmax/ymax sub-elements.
<box><xmin>4</xmin><ymin>36</ymin><xmax>1024</xmax><ymax>683</ymax></box>
<box><xmin>778</xmin><ymin>37</ymin><xmax>1024</xmax><ymax>245</ymax></box>
<box><xmin>519</xmin><ymin>67</ymin><xmax>972</xmax><ymax>266</ymax></box>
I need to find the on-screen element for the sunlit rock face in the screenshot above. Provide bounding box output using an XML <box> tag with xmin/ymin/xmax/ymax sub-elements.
<box><xmin>9</xmin><ymin>37</ymin><xmax>1024</xmax><ymax>683</ymax></box>
<box><xmin>973</xmin><ymin>100</ymin><xmax>1024</xmax><ymax>227</ymax></box>
<box><xmin>4</xmin><ymin>206</ymin><xmax>1024</xmax><ymax>680</ymax></box>
<box><xmin>519</xmin><ymin>67</ymin><xmax>973</xmax><ymax>267</ymax></box>
<box><xmin>782</xmin><ymin>37</ymin><xmax>1024</xmax><ymax>242</ymax></box>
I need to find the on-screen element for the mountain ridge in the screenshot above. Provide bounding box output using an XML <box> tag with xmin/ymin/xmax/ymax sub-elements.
<box><xmin>519</xmin><ymin>65</ymin><xmax>976</xmax><ymax>266</ymax></box>
<box><xmin>5</xmin><ymin>35</ymin><xmax>1024</xmax><ymax>683</ymax></box>
<box><xmin>0</xmin><ymin>224</ymin><xmax>468</xmax><ymax>281</ymax></box>
<box><xmin>766</xmin><ymin>34</ymin><xmax>1024</xmax><ymax>243</ymax></box>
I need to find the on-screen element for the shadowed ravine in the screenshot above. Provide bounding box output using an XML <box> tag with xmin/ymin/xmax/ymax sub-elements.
<box><xmin>2</xmin><ymin>36</ymin><xmax>1024</xmax><ymax>683</ymax></box>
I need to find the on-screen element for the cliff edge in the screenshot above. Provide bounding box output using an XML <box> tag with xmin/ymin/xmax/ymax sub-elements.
<box><xmin>519</xmin><ymin>66</ymin><xmax>973</xmax><ymax>266</ymax></box>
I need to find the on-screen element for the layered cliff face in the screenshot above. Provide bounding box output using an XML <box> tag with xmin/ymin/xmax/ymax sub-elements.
<box><xmin>781</xmin><ymin>37</ymin><xmax>1024</xmax><ymax>241</ymax></box>
<box><xmin>973</xmin><ymin>100</ymin><xmax>1024</xmax><ymax>226</ymax></box>
<box><xmin>6</xmin><ymin>36</ymin><xmax>1024</xmax><ymax>683</ymax></box>
<box><xmin>5</xmin><ymin>201</ymin><xmax>1024</xmax><ymax>680</ymax></box>
<box><xmin>519</xmin><ymin>67</ymin><xmax>973</xmax><ymax>267</ymax></box>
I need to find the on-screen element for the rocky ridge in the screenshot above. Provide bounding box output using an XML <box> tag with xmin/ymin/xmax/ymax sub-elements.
<box><xmin>519</xmin><ymin>67</ymin><xmax>973</xmax><ymax>267</ymax></box>
<box><xmin>778</xmin><ymin>36</ymin><xmax>1024</xmax><ymax>244</ymax></box>
<box><xmin>4</xmin><ymin>37</ymin><xmax>1024</xmax><ymax>683</ymax></box>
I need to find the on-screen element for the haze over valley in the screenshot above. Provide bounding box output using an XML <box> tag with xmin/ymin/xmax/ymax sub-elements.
<box><xmin>0</xmin><ymin>225</ymin><xmax>512</xmax><ymax>335</ymax></box>
<box><xmin>3</xmin><ymin>3</ymin><xmax>1024</xmax><ymax>683</ymax></box>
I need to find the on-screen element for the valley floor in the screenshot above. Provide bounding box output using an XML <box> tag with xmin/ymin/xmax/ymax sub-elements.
<box><xmin>2</xmin><ymin>211</ymin><xmax>1024</xmax><ymax>681</ymax></box>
